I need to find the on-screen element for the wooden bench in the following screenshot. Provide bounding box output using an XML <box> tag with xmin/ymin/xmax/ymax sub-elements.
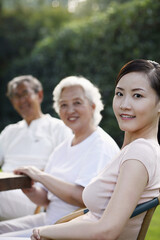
<box><xmin>0</xmin><ymin>172</ymin><xmax>32</xmax><ymax>191</ymax></box>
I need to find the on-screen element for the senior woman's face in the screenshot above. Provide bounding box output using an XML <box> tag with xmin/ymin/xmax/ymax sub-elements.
<box><xmin>59</xmin><ymin>86</ymin><xmax>95</xmax><ymax>135</ymax></box>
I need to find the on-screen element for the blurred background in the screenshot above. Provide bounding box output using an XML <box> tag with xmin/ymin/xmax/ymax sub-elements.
<box><xmin>1</xmin><ymin>0</ymin><xmax>160</xmax><ymax>147</ymax></box>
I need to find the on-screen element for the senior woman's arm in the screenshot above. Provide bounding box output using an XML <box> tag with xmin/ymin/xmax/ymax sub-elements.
<box><xmin>14</xmin><ymin>166</ymin><xmax>85</xmax><ymax>207</ymax></box>
<box><xmin>22</xmin><ymin>184</ymin><xmax>49</xmax><ymax>207</ymax></box>
<box><xmin>31</xmin><ymin>159</ymin><xmax>148</xmax><ymax>240</ymax></box>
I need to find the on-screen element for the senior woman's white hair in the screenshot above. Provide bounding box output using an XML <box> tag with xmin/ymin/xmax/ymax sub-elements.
<box><xmin>53</xmin><ymin>76</ymin><xmax>104</xmax><ymax>126</ymax></box>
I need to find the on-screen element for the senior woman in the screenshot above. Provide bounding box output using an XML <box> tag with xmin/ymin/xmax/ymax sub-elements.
<box><xmin>0</xmin><ymin>76</ymin><xmax>119</xmax><ymax>237</ymax></box>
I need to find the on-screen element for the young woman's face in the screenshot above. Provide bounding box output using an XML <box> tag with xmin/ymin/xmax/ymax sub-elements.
<box><xmin>59</xmin><ymin>85</ymin><xmax>95</xmax><ymax>135</ymax></box>
<box><xmin>113</xmin><ymin>72</ymin><xmax>160</xmax><ymax>136</ymax></box>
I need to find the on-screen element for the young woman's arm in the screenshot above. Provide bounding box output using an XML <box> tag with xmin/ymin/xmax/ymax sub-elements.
<box><xmin>31</xmin><ymin>159</ymin><xmax>148</xmax><ymax>240</ymax></box>
<box><xmin>96</xmin><ymin>159</ymin><xmax>148</xmax><ymax>239</ymax></box>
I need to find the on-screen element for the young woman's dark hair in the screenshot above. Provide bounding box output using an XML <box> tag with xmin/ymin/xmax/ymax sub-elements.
<box><xmin>158</xmin><ymin>122</ymin><xmax>160</xmax><ymax>144</ymax></box>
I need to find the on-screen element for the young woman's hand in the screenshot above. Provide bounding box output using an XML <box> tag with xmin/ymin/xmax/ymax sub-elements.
<box><xmin>31</xmin><ymin>228</ymin><xmax>49</xmax><ymax>240</ymax></box>
<box><xmin>31</xmin><ymin>228</ymin><xmax>40</xmax><ymax>240</ymax></box>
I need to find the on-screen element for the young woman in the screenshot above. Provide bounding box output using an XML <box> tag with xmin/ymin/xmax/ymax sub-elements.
<box><xmin>0</xmin><ymin>76</ymin><xmax>119</xmax><ymax>237</ymax></box>
<box><xmin>31</xmin><ymin>59</ymin><xmax>160</xmax><ymax>240</ymax></box>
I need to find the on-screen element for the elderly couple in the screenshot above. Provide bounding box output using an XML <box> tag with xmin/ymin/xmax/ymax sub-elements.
<box><xmin>0</xmin><ymin>59</ymin><xmax>160</xmax><ymax>240</ymax></box>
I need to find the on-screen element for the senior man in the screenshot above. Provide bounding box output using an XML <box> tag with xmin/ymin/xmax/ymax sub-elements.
<box><xmin>0</xmin><ymin>75</ymin><xmax>71</xmax><ymax>220</ymax></box>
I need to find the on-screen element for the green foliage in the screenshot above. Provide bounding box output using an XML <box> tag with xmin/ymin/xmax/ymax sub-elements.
<box><xmin>74</xmin><ymin>0</ymin><xmax>131</xmax><ymax>17</ymax></box>
<box><xmin>1</xmin><ymin>0</ymin><xmax>160</xmax><ymax>146</ymax></box>
<box><xmin>0</xmin><ymin>6</ymin><xmax>72</xmax><ymax>62</ymax></box>
<box><xmin>27</xmin><ymin>0</ymin><xmax>160</xmax><ymax>145</ymax></box>
<box><xmin>0</xmin><ymin>4</ymin><xmax>72</xmax><ymax>132</ymax></box>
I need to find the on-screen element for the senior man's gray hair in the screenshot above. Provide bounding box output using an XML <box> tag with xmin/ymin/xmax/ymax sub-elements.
<box><xmin>7</xmin><ymin>75</ymin><xmax>43</xmax><ymax>98</ymax></box>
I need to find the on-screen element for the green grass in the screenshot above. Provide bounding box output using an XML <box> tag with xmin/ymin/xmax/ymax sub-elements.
<box><xmin>145</xmin><ymin>206</ymin><xmax>160</xmax><ymax>240</ymax></box>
